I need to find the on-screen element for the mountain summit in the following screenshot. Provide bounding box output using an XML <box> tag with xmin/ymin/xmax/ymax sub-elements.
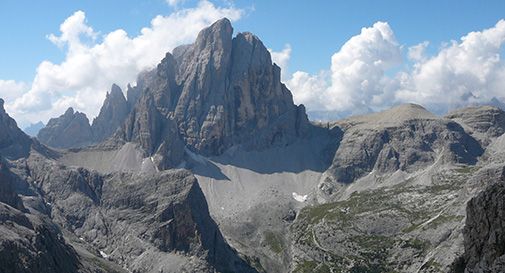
<box><xmin>109</xmin><ymin>17</ymin><xmax>310</xmax><ymax>169</ymax></box>
<box><xmin>128</xmin><ymin>18</ymin><xmax>308</xmax><ymax>155</ymax></box>
<box><xmin>38</xmin><ymin>18</ymin><xmax>309</xmax><ymax>165</ymax></box>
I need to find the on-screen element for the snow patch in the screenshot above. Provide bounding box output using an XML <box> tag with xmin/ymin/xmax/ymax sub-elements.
<box><xmin>292</xmin><ymin>192</ymin><xmax>308</xmax><ymax>202</ymax></box>
<box><xmin>99</xmin><ymin>250</ymin><xmax>109</xmax><ymax>259</ymax></box>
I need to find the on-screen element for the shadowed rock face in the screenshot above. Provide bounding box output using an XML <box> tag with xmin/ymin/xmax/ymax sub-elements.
<box><xmin>446</xmin><ymin>105</ymin><xmax>505</xmax><ymax>146</ymax></box>
<box><xmin>0</xmin><ymin>99</ymin><xmax>32</xmax><ymax>159</ymax></box>
<box><xmin>91</xmin><ymin>84</ymin><xmax>129</xmax><ymax>143</ymax></box>
<box><xmin>455</xmin><ymin>174</ymin><xmax>505</xmax><ymax>273</ymax></box>
<box><xmin>117</xmin><ymin>92</ymin><xmax>185</xmax><ymax>170</ymax></box>
<box><xmin>37</xmin><ymin>107</ymin><xmax>94</xmax><ymax>149</ymax></box>
<box><xmin>0</xmin><ymin>204</ymin><xmax>81</xmax><ymax>273</ymax></box>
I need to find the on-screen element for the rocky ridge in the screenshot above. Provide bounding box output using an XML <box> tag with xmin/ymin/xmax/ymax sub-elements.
<box><xmin>91</xmin><ymin>84</ymin><xmax>130</xmax><ymax>143</ymax></box>
<box><xmin>37</xmin><ymin>107</ymin><xmax>94</xmax><ymax>149</ymax></box>
<box><xmin>37</xmin><ymin>84</ymin><xmax>133</xmax><ymax>149</ymax></box>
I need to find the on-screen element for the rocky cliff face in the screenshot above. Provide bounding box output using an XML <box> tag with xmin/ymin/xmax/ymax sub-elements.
<box><xmin>174</xmin><ymin>19</ymin><xmax>309</xmax><ymax>155</ymax></box>
<box><xmin>113</xmin><ymin>18</ymin><xmax>309</xmax><ymax>162</ymax></box>
<box><xmin>446</xmin><ymin>106</ymin><xmax>505</xmax><ymax>146</ymax></box>
<box><xmin>0</xmin><ymin>99</ymin><xmax>32</xmax><ymax>159</ymax></box>
<box><xmin>322</xmin><ymin>104</ymin><xmax>483</xmax><ymax>187</ymax></box>
<box><xmin>37</xmin><ymin>107</ymin><xmax>94</xmax><ymax>149</ymax></box>
<box><xmin>453</xmin><ymin>174</ymin><xmax>505</xmax><ymax>273</ymax></box>
<box><xmin>0</xmin><ymin>108</ymin><xmax>83</xmax><ymax>273</ymax></box>
<box><xmin>91</xmin><ymin>84</ymin><xmax>129</xmax><ymax>142</ymax></box>
<box><xmin>24</xmin><ymin>156</ymin><xmax>255</xmax><ymax>272</ymax></box>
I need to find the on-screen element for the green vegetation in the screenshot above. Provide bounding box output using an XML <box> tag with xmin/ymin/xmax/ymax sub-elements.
<box><xmin>454</xmin><ymin>165</ymin><xmax>479</xmax><ymax>174</ymax></box>
<box><xmin>263</xmin><ymin>231</ymin><xmax>284</xmax><ymax>254</ymax></box>
<box><xmin>291</xmin><ymin>167</ymin><xmax>472</xmax><ymax>273</ymax></box>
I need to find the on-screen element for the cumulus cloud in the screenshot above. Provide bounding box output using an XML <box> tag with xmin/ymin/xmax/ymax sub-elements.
<box><xmin>286</xmin><ymin>71</ymin><xmax>328</xmax><ymax>109</ymax></box>
<box><xmin>408</xmin><ymin>41</ymin><xmax>429</xmax><ymax>62</ymax></box>
<box><xmin>287</xmin><ymin>21</ymin><xmax>402</xmax><ymax>113</ymax></box>
<box><xmin>6</xmin><ymin>0</ymin><xmax>242</xmax><ymax>127</ymax></box>
<box><xmin>396</xmin><ymin>19</ymin><xmax>505</xmax><ymax>112</ymax></box>
<box><xmin>0</xmin><ymin>80</ymin><xmax>29</xmax><ymax>104</ymax></box>
<box><xmin>269</xmin><ymin>44</ymin><xmax>291</xmax><ymax>80</ymax></box>
<box><xmin>286</xmin><ymin>19</ymin><xmax>505</xmax><ymax>117</ymax></box>
<box><xmin>166</xmin><ymin>0</ymin><xmax>186</xmax><ymax>7</ymax></box>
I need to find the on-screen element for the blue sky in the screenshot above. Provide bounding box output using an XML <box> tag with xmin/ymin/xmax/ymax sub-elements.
<box><xmin>1</xmin><ymin>0</ymin><xmax>505</xmax><ymax>127</ymax></box>
<box><xmin>1</xmin><ymin>0</ymin><xmax>504</xmax><ymax>81</ymax></box>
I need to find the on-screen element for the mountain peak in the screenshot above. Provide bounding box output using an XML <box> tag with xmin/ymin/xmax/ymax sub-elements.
<box><xmin>209</xmin><ymin>17</ymin><xmax>232</xmax><ymax>33</ymax></box>
<box><xmin>340</xmin><ymin>103</ymin><xmax>437</xmax><ymax>129</ymax></box>
<box><xmin>0</xmin><ymin>98</ymin><xmax>32</xmax><ymax>159</ymax></box>
<box><xmin>194</xmin><ymin>17</ymin><xmax>233</xmax><ymax>51</ymax></box>
<box><xmin>38</xmin><ymin>107</ymin><xmax>93</xmax><ymax>149</ymax></box>
<box><xmin>109</xmin><ymin>83</ymin><xmax>123</xmax><ymax>97</ymax></box>
<box><xmin>91</xmin><ymin>84</ymin><xmax>129</xmax><ymax>143</ymax></box>
<box><xmin>64</xmin><ymin>107</ymin><xmax>75</xmax><ymax>116</ymax></box>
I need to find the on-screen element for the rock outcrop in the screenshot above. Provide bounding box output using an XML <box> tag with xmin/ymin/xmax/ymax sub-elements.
<box><xmin>324</xmin><ymin>104</ymin><xmax>483</xmax><ymax>184</ymax></box>
<box><xmin>454</xmin><ymin>176</ymin><xmax>505</xmax><ymax>273</ymax></box>
<box><xmin>117</xmin><ymin>92</ymin><xmax>185</xmax><ymax>170</ymax></box>
<box><xmin>91</xmin><ymin>84</ymin><xmax>129</xmax><ymax>142</ymax></box>
<box><xmin>446</xmin><ymin>105</ymin><xmax>505</xmax><ymax>146</ymax></box>
<box><xmin>0</xmin><ymin>99</ymin><xmax>32</xmax><ymax>159</ymax></box>
<box><xmin>0</xmin><ymin>168</ymin><xmax>79</xmax><ymax>273</ymax></box>
<box><xmin>174</xmin><ymin>19</ymin><xmax>309</xmax><ymax>155</ymax></box>
<box><xmin>0</xmin><ymin>202</ymin><xmax>81</xmax><ymax>273</ymax></box>
<box><xmin>37</xmin><ymin>107</ymin><xmax>93</xmax><ymax>149</ymax></box>
<box><xmin>24</xmin><ymin>159</ymin><xmax>256</xmax><ymax>272</ymax></box>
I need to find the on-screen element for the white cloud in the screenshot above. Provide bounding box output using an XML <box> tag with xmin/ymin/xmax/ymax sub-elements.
<box><xmin>396</xmin><ymin>19</ymin><xmax>505</xmax><ymax>112</ymax></box>
<box><xmin>286</xmin><ymin>71</ymin><xmax>328</xmax><ymax>109</ymax></box>
<box><xmin>0</xmin><ymin>80</ymin><xmax>29</xmax><ymax>104</ymax></box>
<box><xmin>166</xmin><ymin>0</ymin><xmax>186</xmax><ymax>7</ymax></box>
<box><xmin>6</xmin><ymin>0</ymin><xmax>243</xmax><ymax>127</ymax></box>
<box><xmin>287</xmin><ymin>21</ymin><xmax>402</xmax><ymax>112</ymax></box>
<box><xmin>408</xmin><ymin>41</ymin><xmax>429</xmax><ymax>62</ymax></box>
<box><xmin>286</xmin><ymin>20</ymin><xmax>505</xmax><ymax>117</ymax></box>
<box><xmin>269</xmin><ymin>44</ymin><xmax>291</xmax><ymax>81</ymax></box>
